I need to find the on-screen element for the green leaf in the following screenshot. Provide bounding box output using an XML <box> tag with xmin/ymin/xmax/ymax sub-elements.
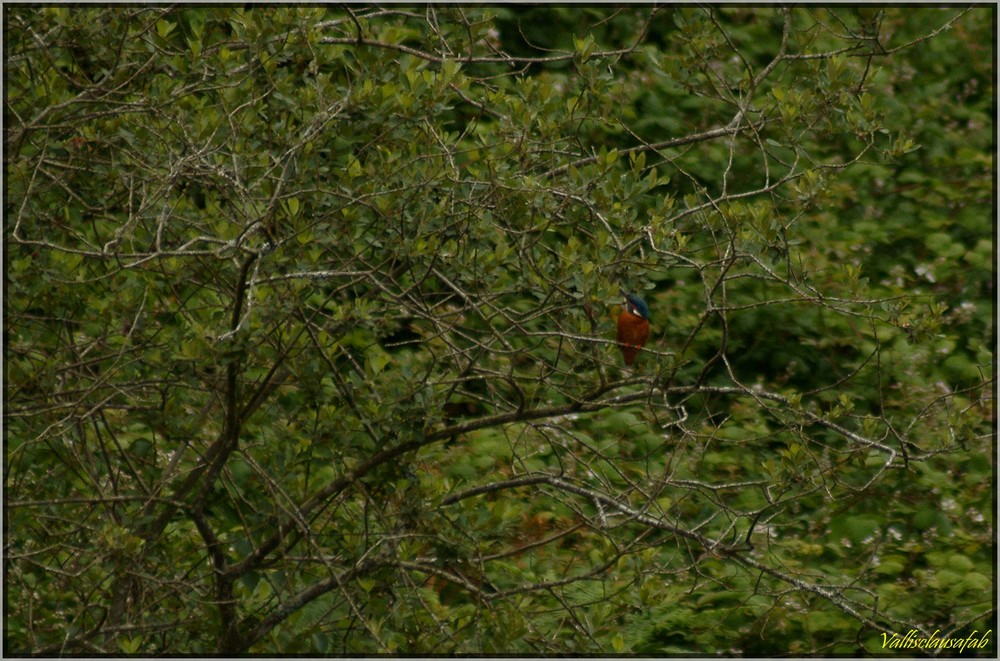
<box><xmin>365</xmin><ymin>346</ymin><xmax>391</xmax><ymax>375</ymax></box>
<box><xmin>347</xmin><ymin>157</ymin><xmax>363</xmax><ymax>178</ymax></box>
<box><xmin>156</xmin><ymin>19</ymin><xmax>175</xmax><ymax>39</ymax></box>
<box><xmin>119</xmin><ymin>636</ymin><xmax>142</xmax><ymax>654</ymax></box>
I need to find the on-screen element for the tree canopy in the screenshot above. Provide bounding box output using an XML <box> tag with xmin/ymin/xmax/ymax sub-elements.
<box><xmin>5</xmin><ymin>5</ymin><xmax>994</xmax><ymax>655</ymax></box>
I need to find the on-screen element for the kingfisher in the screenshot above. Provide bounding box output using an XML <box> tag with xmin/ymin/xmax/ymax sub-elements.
<box><xmin>616</xmin><ymin>289</ymin><xmax>650</xmax><ymax>366</ymax></box>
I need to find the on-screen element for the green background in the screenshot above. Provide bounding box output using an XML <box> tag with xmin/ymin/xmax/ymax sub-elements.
<box><xmin>5</xmin><ymin>6</ymin><xmax>994</xmax><ymax>655</ymax></box>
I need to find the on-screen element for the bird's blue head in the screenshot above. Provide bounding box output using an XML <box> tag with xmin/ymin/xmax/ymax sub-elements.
<box><xmin>621</xmin><ymin>291</ymin><xmax>649</xmax><ymax>320</ymax></box>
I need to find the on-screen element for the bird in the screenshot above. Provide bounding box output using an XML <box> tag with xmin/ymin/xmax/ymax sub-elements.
<box><xmin>616</xmin><ymin>289</ymin><xmax>650</xmax><ymax>366</ymax></box>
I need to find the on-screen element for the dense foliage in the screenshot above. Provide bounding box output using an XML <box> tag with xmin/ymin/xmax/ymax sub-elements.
<box><xmin>5</xmin><ymin>6</ymin><xmax>994</xmax><ymax>655</ymax></box>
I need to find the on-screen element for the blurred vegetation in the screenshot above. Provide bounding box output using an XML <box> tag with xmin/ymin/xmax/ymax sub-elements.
<box><xmin>5</xmin><ymin>5</ymin><xmax>993</xmax><ymax>655</ymax></box>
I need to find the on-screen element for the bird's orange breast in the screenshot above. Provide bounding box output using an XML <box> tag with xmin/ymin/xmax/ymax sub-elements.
<box><xmin>616</xmin><ymin>310</ymin><xmax>649</xmax><ymax>366</ymax></box>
